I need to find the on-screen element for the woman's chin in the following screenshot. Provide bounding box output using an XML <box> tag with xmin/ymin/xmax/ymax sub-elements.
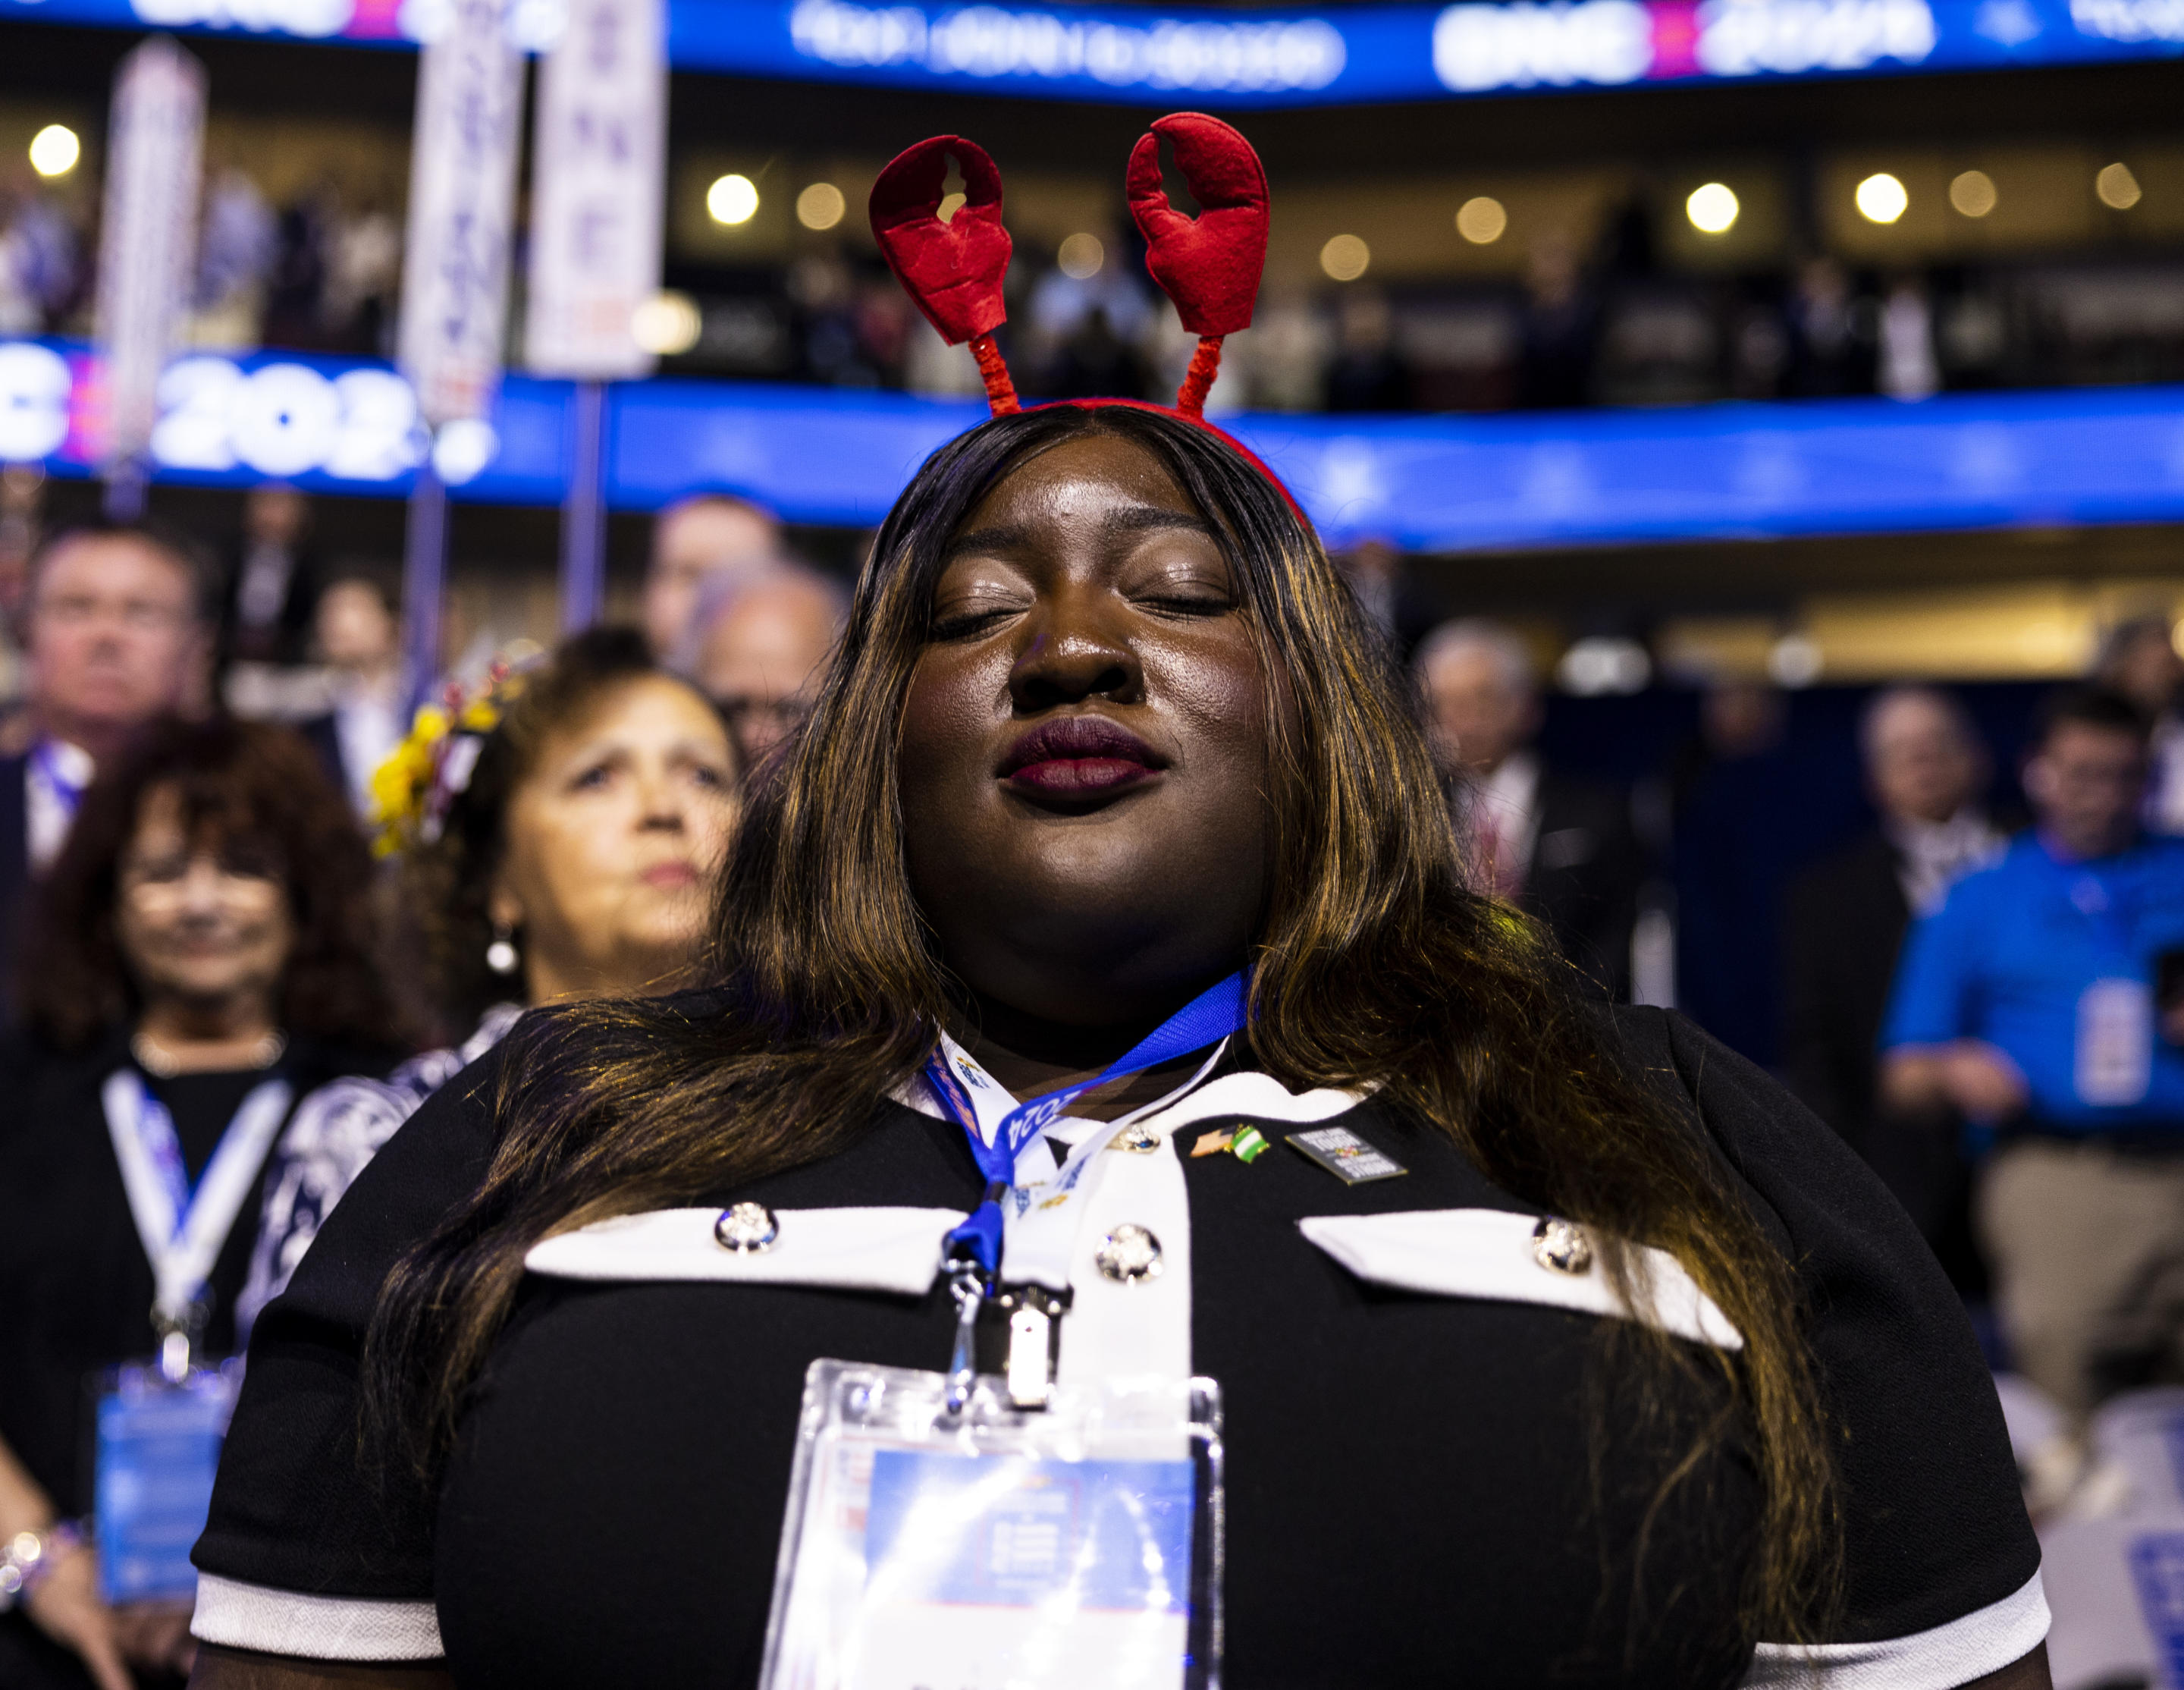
<box><xmin>141</xmin><ymin>968</ymin><xmax>273</xmax><ymax>1013</ymax></box>
<box><xmin>608</xmin><ymin>909</ymin><xmax>713</xmax><ymax>973</ymax></box>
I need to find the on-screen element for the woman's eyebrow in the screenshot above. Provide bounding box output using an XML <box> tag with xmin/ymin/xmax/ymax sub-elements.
<box><xmin>942</xmin><ymin>523</ymin><xmax>1031</xmax><ymax>561</ymax></box>
<box><xmin>944</xmin><ymin>507</ymin><xmax>1213</xmax><ymax>560</ymax></box>
<box><xmin>1105</xmin><ymin>507</ymin><xmax>1216</xmax><ymax>539</ymax></box>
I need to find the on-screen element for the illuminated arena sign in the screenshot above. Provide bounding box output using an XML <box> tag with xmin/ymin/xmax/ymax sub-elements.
<box><xmin>1</xmin><ymin>0</ymin><xmax>2179</xmax><ymax>104</ymax></box>
<box><xmin>10</xmin><ymin>338</ymin><xmax>2184</xmax><ymax>552</ymax></box>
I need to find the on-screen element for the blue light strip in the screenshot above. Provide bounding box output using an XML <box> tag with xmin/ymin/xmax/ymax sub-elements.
<box><xmin>2</xmin><ymin>0</ymin><xmax>2179</xmax><ymax>106</ymax></box>
<box><xmin>5</xmin><ymin>339</ymin><xmax>2184</xmax><ymax>549</ymax></box>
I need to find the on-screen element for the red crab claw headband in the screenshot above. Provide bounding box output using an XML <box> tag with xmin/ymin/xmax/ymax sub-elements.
<box><xmin>870</xmin><ymin>135</ymin><xmax>1021</xmax><ymax>415</ymax></box>
<box><xmin>869</xmin><ymin>113</ymin><xmax>1272</xmax><ymax>424</ymax></box>
<box><xmin>1127</xmin><ymin>112</ymin><xmax>1269</xmax><ymax>419</ymax></box>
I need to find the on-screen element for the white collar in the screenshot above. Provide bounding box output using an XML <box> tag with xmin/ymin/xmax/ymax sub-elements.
<box><xmin>1480</xmin><ymin>749</ymin><xmax>1539</xmax><ymax>816</ymax></box>
<box><xmin>891</xmin><ymin>1054</ymin><xmax>1370</xmax><ymax>1131</ymax></box>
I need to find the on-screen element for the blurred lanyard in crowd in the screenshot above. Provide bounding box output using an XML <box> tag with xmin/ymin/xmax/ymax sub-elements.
<box><xmin>922</xmin><ymin>971</ymin><xmax>1247</xmax><ymax>1286</ymax></box>
<box><xmin>2042</xmin><ymin>843</ymin><xmax>2158</xmax><ymax>1108</ymax></box>
<box><xmin>102</xmin><ymin>1070</ymin><xmax>292</xmax><ymax>1381</ymax></box>
<box><xmin>27</xmin><ymin>739</ymin><xmax>93</xmax><ymax>870</ymax></box>
<box><xmin>30</xmin><ymin>739</ymin><xmax>88</xmax><ymax>819</ymax></box>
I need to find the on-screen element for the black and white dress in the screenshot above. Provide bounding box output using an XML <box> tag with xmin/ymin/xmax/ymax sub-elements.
<box><xmin>0</xmin><ymin>1031</ymin><xmax>391</xmax><ymax>1690</ymax></box>
<box><xmin>190</xmin><ymin>1000</ymin><xmax>2043</xmax><ymax>1688</ymax></box>
<box><xmin>235</xmin><ymin>1004</ymin><xmax>524</xmax><ymax>1343</ymax></box>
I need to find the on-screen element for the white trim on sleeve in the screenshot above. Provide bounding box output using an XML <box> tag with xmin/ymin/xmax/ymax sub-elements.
<box><xmin>1299</xmin><ymin>1208</ymin><xmax>1745</xmax><ymax>1349</ymax></box>
<box><xmin>190</xmin><ymin>1572</ymin><xmax>444</xmax><ymax>1660</ymax></box>
<box><xmin>1742</xmin><ymin>1568</ymin><xmax>2050</xmax><ymax>1689</ymax></box>
<box><xmin>522</xmin><ymin>1205</ymin><xmax>963</xmax><ymax>1295</ymax></box>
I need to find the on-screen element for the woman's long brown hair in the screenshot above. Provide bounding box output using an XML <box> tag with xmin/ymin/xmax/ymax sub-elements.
<box><xmin>367</xmin><ymin>403</ymin><xmax>1838</xmax><ymax>1650</ymax></box>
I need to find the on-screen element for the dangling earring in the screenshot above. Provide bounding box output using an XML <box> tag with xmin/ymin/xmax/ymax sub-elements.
<box><xmin>485</xmin><ymin>920</ymin><xmax>520</xmax><ymax>976</ymax></box>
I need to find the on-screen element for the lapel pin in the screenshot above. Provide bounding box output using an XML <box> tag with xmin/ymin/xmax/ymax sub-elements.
<box><xmin>1285</xmin><ymin>1125</ymin><xmax>1407</xmax><ymax>1185</ymax></box>
<box><xmin>1191</xmin><ymin>1126</ymin><xmax>1269</xmax><ymax>1162</ymax></box>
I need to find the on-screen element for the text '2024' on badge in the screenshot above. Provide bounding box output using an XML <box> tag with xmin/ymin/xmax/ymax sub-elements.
<box><xmin>1285</xmin><ymin>1126</ymin><xmax>1407</xmax><ymax>1185</ymax></box>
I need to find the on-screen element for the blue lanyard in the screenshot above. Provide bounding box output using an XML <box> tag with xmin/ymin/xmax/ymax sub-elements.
<box><xmin>102</xmin><ymin>1069</ymin><xmax>295</xmax><ymax>1346</ymax></box>
<box><xmin>32</xmin><ymin>739</ymin><xmax>86</xmax><ymax>819</ymax></box>
<box><xmin>924</xmin><ymin>970</ymin><xmax>1250</xmax><ymax>1274</ymax></box>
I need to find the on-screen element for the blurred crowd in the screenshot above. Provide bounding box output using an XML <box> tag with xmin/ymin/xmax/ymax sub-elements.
<box><xmin>1426</xmin><ymin>605</ymin><xmax>2184</xmax><ymax>1578</ymax></box>
<box><xmin>11</xmin><ymin>161</ymin><xmax>2184</xmax><ymax>409</ymax></box>
<box><xmin>0</xmin><ymin>476</ymin><xmax>2177</xmax><ymax>1682</ymax></box>
<box><xmin>793</xmin><ymin>223</ymin><xmax>2184</xmax><ymax>412</ymax></box>
<box><xmin>0</xmin><ymin>167</ymin><xmax>401</xmax><ymax>356</ymax></box>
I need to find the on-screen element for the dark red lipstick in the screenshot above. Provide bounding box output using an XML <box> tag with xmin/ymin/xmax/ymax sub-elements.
<box><xmin>997</xmin><ymin>715</ymin><xmax>1165</xmax><ymax>798</ymax></box>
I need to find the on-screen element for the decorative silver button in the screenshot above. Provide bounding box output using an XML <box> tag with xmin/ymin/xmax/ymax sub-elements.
<box><xmin>1094</xmin><ymin>1223</ymin><xmax>1164</xmax><ymax>1283</ymax></box>
<box><xmin>1110</xmin><ymin>1124</ymin><xmax>1160</xmax><ymax>1154</ymax></box>
<box><xmin>1532</xmin><ymin>1216</ymin><xmax>1592</xmax><ymax>1275</ymax></box>
<box><xmin>714</xmin><ymin>1202</ymin><xmax>779</xmax><ymax>1252</ymax></box>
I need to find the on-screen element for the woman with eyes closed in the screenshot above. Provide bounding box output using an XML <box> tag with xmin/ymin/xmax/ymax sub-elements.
<box><xmin>188</xmin><ymin>405</ymin><xmax>2046</xmax><ymax>1690</ymax></box>
<box><xmin>236</xmin><ymin>629</ymin><xmax>742</xmax><ymax>1341</ymax></box>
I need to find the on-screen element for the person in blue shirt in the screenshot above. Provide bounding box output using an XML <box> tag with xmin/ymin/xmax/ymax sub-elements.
<box><xmin>1883</xmin><ymin>686</ymin><xmax>2184</xmax><ymax>1419</ymax></box>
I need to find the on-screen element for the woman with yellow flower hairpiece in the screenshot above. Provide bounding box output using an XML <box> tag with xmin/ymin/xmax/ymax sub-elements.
<box><xmin>234</xmin><ymin>628</ymin><xmax>742</xmax><ymax>1337</ymax></box>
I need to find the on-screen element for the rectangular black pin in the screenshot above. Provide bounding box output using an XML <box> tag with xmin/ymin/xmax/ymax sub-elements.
<box><xmin>1285</xmin><ymin>1125</ymin><xmax>1407</xmax><ymax>1184</ymax></box>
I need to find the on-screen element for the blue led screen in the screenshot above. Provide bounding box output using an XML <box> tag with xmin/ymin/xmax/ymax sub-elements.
<box><xmin>2</xmin><ymin>0</ymin><xmax>2180</xmax><ymax>106</ymax></box>
<box><xmin>8</xmin><ymin>339</ymin><xmax>2184</xmax><ymax>550</ymax></box>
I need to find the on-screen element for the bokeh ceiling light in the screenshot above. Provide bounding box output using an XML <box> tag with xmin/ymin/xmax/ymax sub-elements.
<box><xmin>630</xmin><ymin>291</ymin><xmax>702</xmax><ymax>357</ymax></box>
<box><xmin>1767</xmin><ymin>633</ymin><xmax>1824</xmax><ymax>689</ymax></box>
<box><xmin>1555</xmin><ymin>636</ymin><xmax>1651</xmax><ymax>696</ymax></box>
<box><xmin>1056</xmin><ymin>232</ymin><xmax>1105</xmax><ymax>279</ymax></box>
<box><xmin>706</xmin><ymin>173</ymin><xmax>760</xmax><ymax>226</ymax></box>
<box><xmin>1855</xmin><ymin>172</ymin><xmax>1909</xmax><ymax>225</ymax></box>
<box><xmin>1320</xmin><ymin>234</ymin><xmax>1370</xmax><ymax>281</ymax></box>
<box><xmin>1685</xmin><ymin>182</ymin><xmax>1739</xmax><ymax>235</ymax></box>
<box><xmin>1948</xmin><ymin>170</ymin><xmax>1997</xmax><ymax>218</ymax></box>
<box><xmin>2097</xmin><ymin>162</ymin><xmax>2143</xmax><ymax>209</ymax></box>
<box><xmin>28</xmin><ymin>124</ymin><xmax>79</xmax><ymax>177</ymax></box>
<box><xmin>795</xmin><ymin>182</ymin><xmax>845</xmax><ymax>231</ymax></box>
<box><xmin>937</xmin><ymin>191</ymin><xmax>966</xmax><ymax>222</ymax></box>
<box><xmin>1455</xmin><ymin>196</ymin><xmax>1506</xmax><ymax>244</ymax></box>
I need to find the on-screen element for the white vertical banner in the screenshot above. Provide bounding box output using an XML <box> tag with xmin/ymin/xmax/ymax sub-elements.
<box><xmin>523</xmin><ymin>0</ymin><xmax>665</xmax><ymax>378</ymax></box>
<box><xmin>397</xmin><ymin>0</ymin><xmax>525</xmax><ymax>428</ymax></box>
<box><xmin>94</xmin><ymin>36</ymin><xmax>206</xmax><ymax>470</ymax></box>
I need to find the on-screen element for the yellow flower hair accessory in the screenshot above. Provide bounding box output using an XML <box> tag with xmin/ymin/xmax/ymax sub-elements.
<box><xmin>368</xmin><ymin>658</ymin><xmax>534</xmax><ymax>857</ymax></box>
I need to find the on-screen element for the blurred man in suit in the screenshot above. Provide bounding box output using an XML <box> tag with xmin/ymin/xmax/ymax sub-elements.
<box><xmin>2095</xmin><ymin>613</ymin><xmax>2184</xmax><ymax>834</ymax></box>
<box><xmin>642</xmin><ymin>494</ymin><xmax>784</xmax><ymax>666</ymax></box>
<box><xmin>1418</xmin><ymin>619</ymin><xmax>1643</xmax><ymax>997</ymax></box>
<box><xmin>222</xmin><ymin>483</ymin><xmax>318</xmax><ymax>668</ymax></box>
<box><xmin>692</xmin><ymin>564</ymin><xmax>846</xmax><ymax>771</ymax></box>
<box><xmin>1784</xmin><ymin>685</ymin><xmax>2006</xmax><ymax>1289</ymax></box>
<box><xmin>0</xmin><ymin>523</ymin><xmax>209</xmax><ymax>1014</ymax></box>
<box><xmin>295</xmin><ymin>576</ymin><xmax>403</xmax><ymax>816</ymax></box>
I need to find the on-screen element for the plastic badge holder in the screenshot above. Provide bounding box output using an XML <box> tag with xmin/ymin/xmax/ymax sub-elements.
<box><xmin>761</xmin><ymin>1360</ymin><xmax>1224</xmax><ymax>1690</ymax></box>
<box><xmin>93</xmin><ymin>1359</ymin><xmax>241</xmax><ymax>1603</ymax></box>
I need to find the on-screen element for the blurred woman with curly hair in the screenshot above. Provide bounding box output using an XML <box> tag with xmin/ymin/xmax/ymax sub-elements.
<box><xmin>0</xmin><ymin>716</ymin><xmax>402</xmax><ymax>1690</ymax></box>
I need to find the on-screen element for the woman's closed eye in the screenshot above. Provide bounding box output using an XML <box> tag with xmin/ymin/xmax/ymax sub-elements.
<box><xmin>1133</xmin><ymin>586</ymin><xmax>1233</xmax><ymax>618</ymax></box>
<box><xmin>930</xmin><ymin>596</ymin><xmax>1031</xmax><ymax>641</ymax></box>
<box><xmin>123</xmin><ymin>853</ymin><xmax>193</xmax><ymax>884</ymax></box>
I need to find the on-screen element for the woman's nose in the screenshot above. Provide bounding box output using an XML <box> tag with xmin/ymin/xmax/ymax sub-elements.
<box><xmin>1009</xmin><ymin>589</ymin><xmax>1142</xmax><ymax>712</ymax></box>
<box><xmin>634</xmin><ymin>766</ymin><xmax>689</xmax><ymax>830</ymax></box>
<box><xmin>175</xmin><ymin>857</ymin><xmax>229</xmax><ymax>911</ymax></box>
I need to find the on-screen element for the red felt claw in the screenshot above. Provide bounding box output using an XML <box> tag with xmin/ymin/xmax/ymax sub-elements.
<box><xmin>870</xmin><ymin>135</ymin><xmax>1012</xmax><ymax>349</ymax></box>
<box><xmin>1127</xmin><ymin>112</ymin><xmax>1269</xmax><ymax>340</ymax></box>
